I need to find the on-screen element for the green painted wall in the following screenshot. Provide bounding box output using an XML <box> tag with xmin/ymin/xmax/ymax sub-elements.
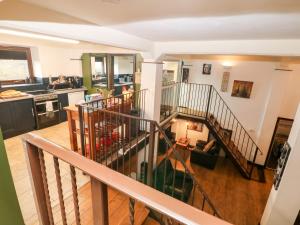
<box><xmin>0</xmin><ymin>129</ymin><xmax>24</xmax><ymax>225</ymax></box>
<box><xmin>81</xmin><ymin>53</ymin><xmax>142</xmax><ymax>95</ymax></box>
<box><xmin>81</xmin><ymin>53</ymin><xmax>109</xmax><ymax>95</ymax></box>
<box><xmin>81</xmin><ymin>53</ymin><xmax>97</xmax><ymax>94</ymax></box>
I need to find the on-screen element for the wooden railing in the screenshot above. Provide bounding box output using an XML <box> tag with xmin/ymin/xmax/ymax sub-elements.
<box><xmin>23</xmin><ymin>133</ymin><xmax>231</xmax><ymax>225</ymax></box>
<box><xmin>76</xmin><ymin>104</ymin><xmax>222</xmax><ymax>219</ymax></box>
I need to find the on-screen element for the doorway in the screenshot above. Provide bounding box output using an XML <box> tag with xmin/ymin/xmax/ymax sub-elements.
<box><xmin>266</xmin><ymin>117</ymin><xmax>294</xmax><ymax>169</ymax></box>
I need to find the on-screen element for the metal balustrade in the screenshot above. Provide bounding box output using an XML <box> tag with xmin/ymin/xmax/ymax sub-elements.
<box><xmin>161</xmin><ymin>82</ymin><xmax>263</xmax><ymax>178</ymax></box>
<box><xmin>21</xmin><ymin>82</ymin><xmax>263</xmax><ymax>225</ymax></box>
<box><xmin>75</xmin><ymin>89</ymin><xmax>222</xmax><ymax>221</ymax></box>
<box><xmin>22</xmin><ymin>133</ymin><xmax>230</xmax><ymax>225</ymax></box>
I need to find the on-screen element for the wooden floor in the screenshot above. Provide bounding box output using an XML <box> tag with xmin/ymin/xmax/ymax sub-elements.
<box><xmin>4</xmin><ymin>122</ymin><xmax>89</xmax><ymax>225</ymax></box>
<box><xmin>4</xmin><ymin>122</ymin><xmax>157</xmax><ymax>225</ymax></box>
<box><xmin>52</xmin><ymin>182</ymin><xmax>150</xmax><ymax>225</ymax></box>
<box><xmin>190</xmin><ymin>157</ymin><xmax>273</xmax><ymax>225</ymax></box>
<box><xmin>4</xmin><ymin>122</ymin><xmax>273</xmax><ymax>225</ymax></box>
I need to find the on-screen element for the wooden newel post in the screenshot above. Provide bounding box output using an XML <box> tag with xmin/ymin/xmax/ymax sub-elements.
<box><xmin>91</xmin><ymin>178</ymin><xmax>109</xmax><ymax>225</ymax></box>
<box><xmin>77</xmin><ymin>104</ymin><xmax>86</xmax><ymax>156</ymax></box>
<box><xmin>147</xmin><ymin>122</ymin><xmax>156</xmax><ymax>187</ymax></box>
<box><xmin>23</xmin><ymin>141</ymin><xmax>52</xmax><ymax>225</ymax></box>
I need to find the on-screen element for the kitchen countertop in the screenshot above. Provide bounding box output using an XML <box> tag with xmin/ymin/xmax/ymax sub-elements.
<box><xmin>51</xmin><ymin>87</ymin><xmax>87</xmax><ymax>95</ymax></box>
<box><xmin>93</xmin><ymin>82</ymin><xmax>133</xmax><ymax>88</ymax></box>
<box><xmin>0</xmin><ymin>87</ymin><xmax>87</xmax><ymax>103</ymax></box>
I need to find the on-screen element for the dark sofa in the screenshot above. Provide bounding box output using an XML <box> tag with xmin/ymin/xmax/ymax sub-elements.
<box><xmin>190</xmin><ymin>139</ymin><xmax>220</xmax><ymax>169</ymax></box>
<box><xmin>153</xmin><ymin>158</ymin><xmax>194</xmax><ymax>202</ymax></box>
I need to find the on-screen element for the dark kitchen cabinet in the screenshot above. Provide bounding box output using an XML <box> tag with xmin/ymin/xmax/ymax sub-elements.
<box><xmin>58</xmin><ymin>93</ymin><xmax>69</xmax><ymax>122</ymax></box>
<box><xmin>0</xmin><ymin>102</ymin><xmax>16</xmax><ymax>138</ymax></box>
<box><xmin>0</xmin><ymin>98</ymin><xmax>35</xmax><ymax>139</ymax></box>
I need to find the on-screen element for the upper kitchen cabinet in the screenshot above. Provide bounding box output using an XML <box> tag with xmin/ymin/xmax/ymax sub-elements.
<box><xmin>81</xmin><ymin>53</ymin><xmax>141</xmax><ymax>95</ymax></box>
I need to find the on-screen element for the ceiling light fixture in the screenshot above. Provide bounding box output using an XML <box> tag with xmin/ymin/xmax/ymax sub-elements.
<box><xmin>0</xmin><ymin>28</ymin><xmax>80</xmax><ymax>44</ymax></box>
<box><xmin>222</xmin><ymin>61</ymin><xmax>233</xmax><ymax>69</ymax></box>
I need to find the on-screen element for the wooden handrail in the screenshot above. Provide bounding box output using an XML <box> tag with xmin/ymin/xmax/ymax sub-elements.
<box><xmin>79</xmin><ymin>100</ymin><xmax>222</xmax><ymax>218</ymax></box>
<box><xmin>22</xmin><ymin>133</ymin><xmax>231</xmax><ymax>225</ymax></box>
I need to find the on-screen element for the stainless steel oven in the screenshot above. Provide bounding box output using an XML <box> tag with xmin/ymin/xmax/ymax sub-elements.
<box><xmin>28</xmin><ymin>90</ymin><xmax>60</xmax><ymax>129</ymax></box>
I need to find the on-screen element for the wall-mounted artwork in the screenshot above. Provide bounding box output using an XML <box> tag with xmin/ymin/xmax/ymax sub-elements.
<box><xmin>182</xmin><ymin>68</ymin><xmax>189</xmax><ymax>83</ymax></box>
<box><xmin>202</xmin><ymin>64</ymin><xmax>212</xmax><ymax>75</ymax></box>
<box><xmin>221</xmin><ymin>71</ymin><xmax>230</xmax><ymax>92</ymax></box>
<box><xmin>231</xmin><ymin>80</ymin><xmax>253</xmax><ymax>98</ymax></box>
<box><xmin>187</xmin><ymin>122</ymin><xmax>203</xmax><ymax>132</ymax></box>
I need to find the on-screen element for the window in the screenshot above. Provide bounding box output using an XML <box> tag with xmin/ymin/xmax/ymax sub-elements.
<box><xmin>0</xmin><ymin>46</ymin><xmax>34</xmax><ymax>85</ymax></box>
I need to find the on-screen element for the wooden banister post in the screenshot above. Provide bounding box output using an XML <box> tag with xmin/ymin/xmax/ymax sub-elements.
<box><xmin>91</xmin><ymin>178</ymin><xmax>109</xmax><ymax>225</ymax></box>
<box><xmin>23</xmin><ymin>141</ymin><xmax>51</xmax><ymax>225</ymax></box>
<box><xmin>77</xmin><ymin>104</ymin><xmax>86</xmax><ymax>156</ymax></box>
<box><xmin>147</xmin><ymin>122</ymin><xmax>156</xmax><ymax>186</ymax></box>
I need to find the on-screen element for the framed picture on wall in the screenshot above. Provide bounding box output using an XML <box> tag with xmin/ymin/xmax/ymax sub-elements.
<box><xmin>187</xmin><ymin>122</ymin><xmax>203</xmax><ymax>132</ymax></box>
<box><xmin>182</xmin><ymin>68</ymin><xmax>189</xmax><ymax>83</ymax></box>
<box><xmin>221</xmin><ymin>71</ymin><xmax>230</xmax><ymax>92</ymax></box>
<box><xmin>202</xmin><ymin>63</ymin><xmax>212</xmax><ymax>75</ymax></box>
<box><xmin>231</xmin><ymin>80</ymin><xmax>253</xmax><ymax>98</ymax></box>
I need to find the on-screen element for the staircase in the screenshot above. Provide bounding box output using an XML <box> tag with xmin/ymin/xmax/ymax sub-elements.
<box><xmin>163</xmin><ymin>82</ymin><xmax>263</xmax><ymax>179</ymax></box>
<box><xmin>77</xmin><ymin>94</ymin><xmax>222</xmax><ymax>220</ymax></box>
<box><xmin>23</xmin><ymin>133</ymin><xmax>229</xmax><ymax>225</ymax></box>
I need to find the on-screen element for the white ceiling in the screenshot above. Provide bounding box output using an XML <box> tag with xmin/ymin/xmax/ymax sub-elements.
<box><xmin>111</xmin><ymin>14</ymin><xmax>300</xmax><ymax>41</ymax></box>
<box><xmin>20</xmin><ymin>0</ymin><xmax>300</xmax><ymax>26</ymax></box>
<box><xmin>0</xmin><ymin>0</ymin><xmax>300</xmax><ymax>46</ymax></box>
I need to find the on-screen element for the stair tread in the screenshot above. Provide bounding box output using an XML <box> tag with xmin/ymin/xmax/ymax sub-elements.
<box><xmin>207</xmin><ymin>119</ymin><xmax>251</xmax><ymax>177</ymax></box>
<box><xmin>142</xmin><ymin>217</ymin><xmax>160</xmax><ymax>225</ymax></box>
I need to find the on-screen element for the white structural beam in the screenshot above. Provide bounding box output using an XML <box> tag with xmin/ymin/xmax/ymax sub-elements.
<box><xmin>0</xmin><ymin>21</ymin><xmax>153</xmax><ymax>52</ymax></box>
<box><xmin>154</xmin><ymin>40</ymin><xmax>300</xmax><ymax>58</ymax></box>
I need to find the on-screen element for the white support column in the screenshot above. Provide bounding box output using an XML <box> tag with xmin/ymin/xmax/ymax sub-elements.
<box><xmin>141</xmin><ymin>61</ymin><xmax>163</xmax><ymax>122</ymax></box>
<box><xmin>256</xmin><ymin>70</ymin><xmax>292</xmax><ymax>165</ymax></box>
<box><xmin>261</xmin><ymin>103</ymin><xmax>300</xmax><ymax>225</ymax></box>
<box><xmin>136</xmin><ymin>60</ymin><xmax>163</xmax><ymax>179</ymax></box>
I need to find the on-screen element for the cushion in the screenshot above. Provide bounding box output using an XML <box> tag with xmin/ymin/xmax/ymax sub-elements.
<box><xmin>196</xmin><ymin>140</ymin><xmax>207</xmax><ymax>148</ymax></box>
<box><xmin>203</xmin><ymin>140</ymin><xmax>215</xmax><ymax>152</ymax></box>
<box><xmin>207</xmin><ymin>146</ymin><xmax>218</xmax><ymax>155</ymax></box>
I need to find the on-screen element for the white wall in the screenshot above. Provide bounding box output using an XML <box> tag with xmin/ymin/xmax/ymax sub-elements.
<box><xmin>261</xmin><ymin>103</ymin><xmax>300</xmax><ymax>225</ymax></box>
<box><xmin>163</xmin><ymin>61</ymin><xmax>179</xmax><ymax>82</ymax></box>
<box><xmin>0</xmin><ymin>33</ymin><xmax>137</xmax><ymax>78</ymax></box>
<box><xmin>171</xmin><ymin>118</ymin><xmax>209</xmax><ymax>146</ymax></box>
<box><xmin>185</xmin><ymin>60</ymin><xmax>300</xmax><ymax>164</ymax></box>
<box><xmin>114</xmin><ymin>56</ymin><xmax>134</xmax><ymax>75</ymax></box>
